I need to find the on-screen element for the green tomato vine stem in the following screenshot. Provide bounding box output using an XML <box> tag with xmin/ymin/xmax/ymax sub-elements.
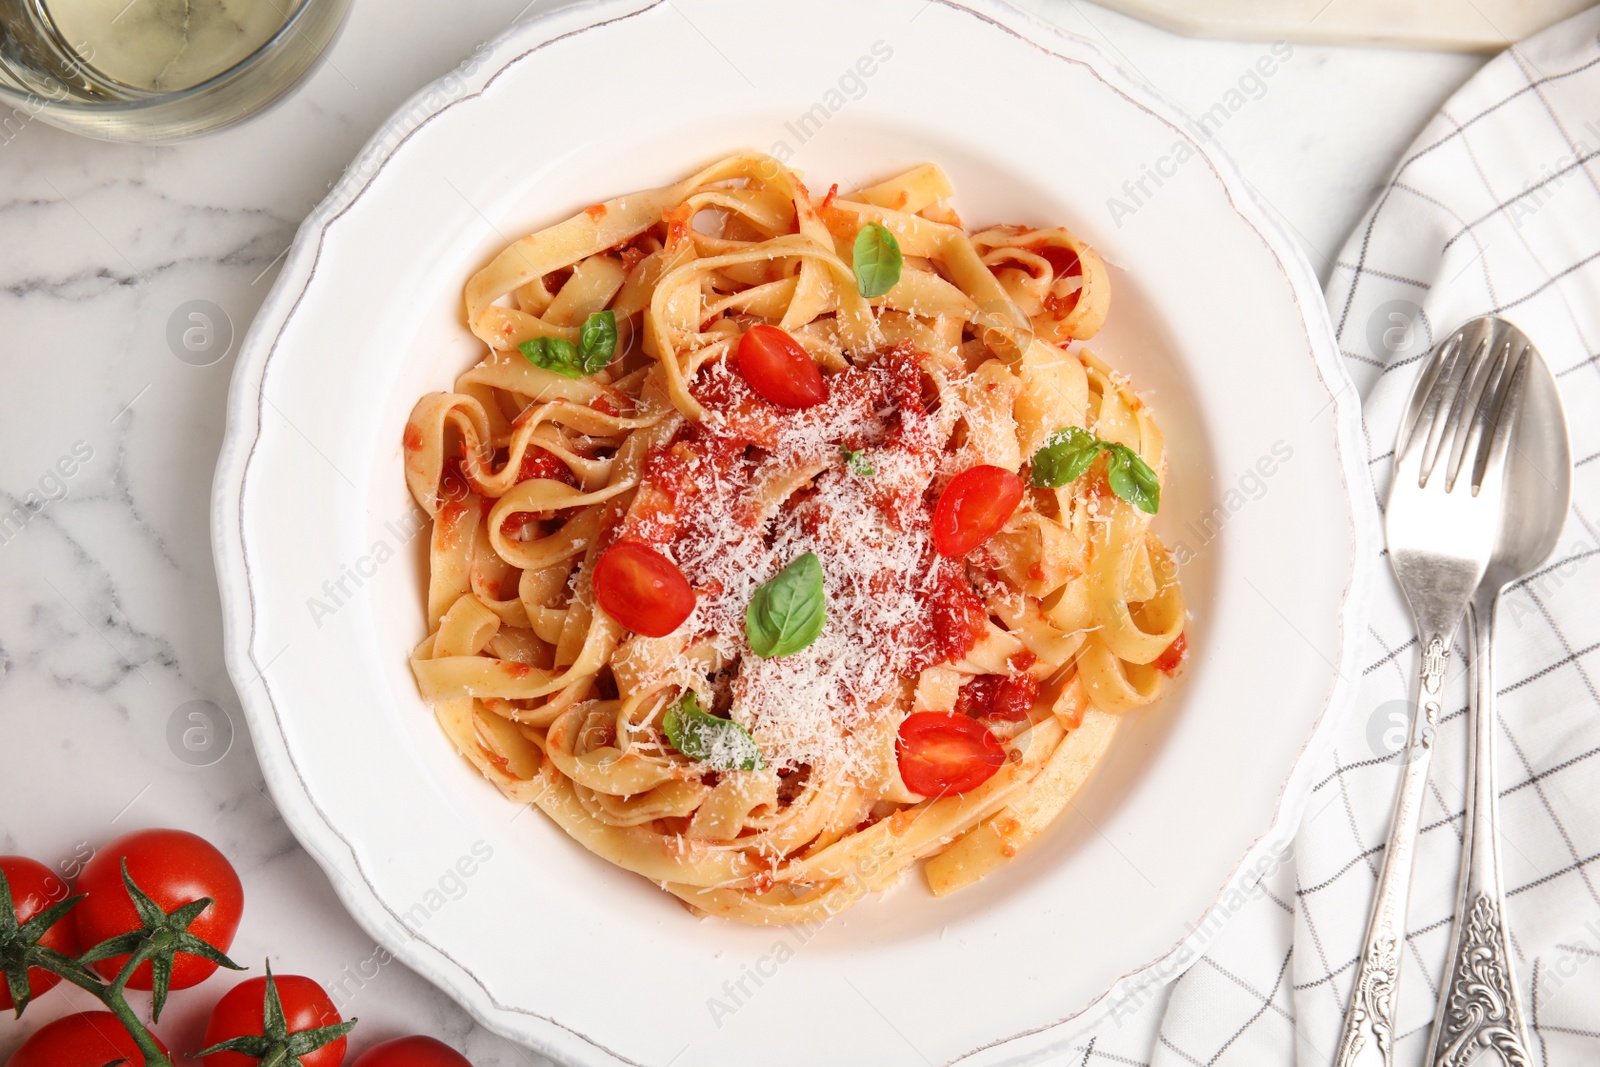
<box><xmin>30</xmin><ymin>938</ymin><xmax>177</xmax><ymax>1067</ymax></box>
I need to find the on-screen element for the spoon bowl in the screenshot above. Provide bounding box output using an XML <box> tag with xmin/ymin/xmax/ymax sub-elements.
<box><xmin>1486</xmin><ymin>334</ymin><xmax>1573</xmax><ymax>588</ymax></box>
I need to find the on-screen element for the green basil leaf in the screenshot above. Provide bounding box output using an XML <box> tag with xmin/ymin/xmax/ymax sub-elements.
<box><xmin>577</xmin><ymin>310</ymin><xmax>618</xmax><ymax>373</ymax></box>
<box><xmin>1104</xmin><ymin>448</ymin><xmax>1133</xmax><ymax>501</ymax></box>
<box><xmin>745</xmin><ymin>551</ymin><xmax>826</xmax><ymax>658</ymax></box>
<box><xmin>1029</xmin><ymin>426</ymin><xmax>1105</xmax><ymax>488</ymax></box>
<box><xmin>852</xmin><ymin>222</ymin><xmax>902</xmax><ymax>298</ymax></box>
<box><xmin>518</xmin><ymin>311</ymin><xmax>619</xmax><ymax>379</ymax></box>
<box><xmin>841</xmin><ymin>446</ymin><xmax>874</xmax><ymax>477</ymax></box>
<box><xmin>663</xmin><ymin>691</ymin><xmax>764</xmax><ymax>771</ymax></box>
<box><xmin>1031</xmin><ymin>428</ymin><xmax>1160</xmax><ymax>512</ymax></box>
<box><xmin>1107</xmin><ymin>444</ymin><xmax>1161</xmax><ymax>514</ymax></box>
<box><xmin>518</xmin><ymin>336</ymin><xmax>581</xmax><ymax>376</ymax></box>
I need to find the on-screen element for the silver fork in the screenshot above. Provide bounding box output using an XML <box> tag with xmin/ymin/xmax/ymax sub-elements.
<box><xmin>1334</xmin><ymin>317</ymin><xmax>1531</xmax><ymax>1067</ymax></box>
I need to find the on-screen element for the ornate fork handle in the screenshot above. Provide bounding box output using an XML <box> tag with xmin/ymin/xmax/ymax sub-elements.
<box><xmin>1428</xmin><ymin>597</ymin><xmax>1532</xmax><ymax>1067</ymax></box>
<box><xmin>1334</xmin><ymin>634</ymin><xmax>1451</xmax><ymax>1067</ymax></box>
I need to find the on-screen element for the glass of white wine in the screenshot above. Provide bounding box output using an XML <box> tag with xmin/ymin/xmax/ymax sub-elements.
<box><xmin>0</xmin><ymin>0</ymin><xmax>351</xmax><ymax>142</ymax></box>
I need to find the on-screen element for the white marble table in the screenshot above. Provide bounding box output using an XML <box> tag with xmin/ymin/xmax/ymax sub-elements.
<box><xmin>0</xmin><ymin>2</ymin><xmax>1483</xmax><ymax>1063</ymax></box>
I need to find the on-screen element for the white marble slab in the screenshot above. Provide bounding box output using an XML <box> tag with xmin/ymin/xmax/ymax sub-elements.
<box><xmin>0</xmin><ymin>1</ymin><xmax>1483</xmax><ymax>1063</ymax></box>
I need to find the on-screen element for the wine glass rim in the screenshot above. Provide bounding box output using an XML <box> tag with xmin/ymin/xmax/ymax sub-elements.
<box><xmin>0</xmin><ymin>0</ymin><xmax>346</xmax><ymax>116</ymax></box>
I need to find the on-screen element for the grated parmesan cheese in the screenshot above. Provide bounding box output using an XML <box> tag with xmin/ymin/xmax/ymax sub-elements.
<box><xmin>629</xmin><ymin>350</ymin><xmax>979</xmax><ymax>782</ymax></box>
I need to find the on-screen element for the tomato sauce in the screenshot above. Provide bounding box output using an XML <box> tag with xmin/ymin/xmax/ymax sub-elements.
<box><xmin>1008</xmin><ymin>649</ymin><xmax>1038</xmax><ymax>673</ymax></box>
<box><xmin>436</xmin><ymin>498</ymin><xmax>475</xmax><ymax>550</ymax></box>
<box><xmin>1044</xmin><ymin>289</ymin><xmax>1082</xmax><ymax>316</ymax></box>
<box><xmin>1032</xmin><ymin>243</ymin><xmax>1081</xmax><ymax>279</ymax></box>
<box><xmin>663</xmin><ymin>203</ymin><xmax>694</xmax><ymax>249</ymax></box>
<box><xmin>501</xmin><ymin>512</ymin><xmax>541</xmax><ymax>541</ymax></box>
<box><xmin>955</xmin><ymin>672</ymin><xmax>1040</xmax><ymax>721</ymax></box>
<box><xmin>904</xmin><ymin>562</ymin><xmax>987</xmax><ymax>675</ymax></box>
<box><xmin>437</xmin><ymin>458</ymin><xmax>471</xmax><ymax>507</ymax></box>
<box><xmin>620</xmin><ymin>244</ymin><xmax>648</xmax><ymax>271</ymax></box>
<box><xmin>609</xmin><ymin>232</ymin><xmax>653</xmax><ymax>272</ymax></box>
<box><xmin>517</xmin><ymin>448</ymin><xmax>575</xmax><ymax>486</ymax></box>
<box><xmin>1154</xmin><ymin>633</ymin><xmax>1186</xmax><ymax>675</ymax></box>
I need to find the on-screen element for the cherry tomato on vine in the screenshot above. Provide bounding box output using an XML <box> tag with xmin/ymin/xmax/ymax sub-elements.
<box><xmin>932</xmin><ymin>465</ymin><xmax>1024</xmax><ymax>558</ymax></box>
<box><xmin>5</xmin><ymin>1010</ymin><xmax>169</xmax><ymax>1067</ymax></box>
<box><xmin>736</xmin><ymin>325</ymin><xmax>828</xmax><ymax>409</ymax></box>
<box><xmin>202</xmin><ymin>974</ymin><xmax>348</xmax><ymax>1067</ymax></box>
<box><xmin>0</xmin><ymin>856</ymin><xmax>78</xmax><ymax>1010</ymax></box>
<box><xmin>352</xmin><ymin>1035</ymin><xmax>473</xmax><ymax>1067</ymax></box>
<box><xmin>73</xmin><ymin>828</ymin><xmax>243</xmax><ymax>990</ymax></box>
<box><xmin>593</xmin><ymin>541</ymin><xmax>695</xmax><ymax>637</ymax></box>
<box><xmin>897</xmin><ymin>711</ymin><xmax>1006</xmax><ymax>796</ymax></box>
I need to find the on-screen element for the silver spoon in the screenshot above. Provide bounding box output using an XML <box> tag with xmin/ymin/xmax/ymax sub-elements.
<box><xmin>1427</xmin><ymin>319</ymin><xmax>1572</xmax><ymax>1067</ymax></box>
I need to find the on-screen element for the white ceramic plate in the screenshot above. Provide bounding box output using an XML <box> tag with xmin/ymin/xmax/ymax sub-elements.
<box><xmin>212</xmin><ymin>2</ymin><xmax>1376</xmax><ymax>1064</ymax></box>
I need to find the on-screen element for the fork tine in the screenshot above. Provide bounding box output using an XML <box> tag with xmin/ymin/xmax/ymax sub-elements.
<box><xmin>1445</xmin><ymin>334</ymin><xmax>1511</xmax><ymax>491</ymax></box>
<box><xmin>1421</xmin><ymin>332</ymin><xmax>1491</xmax><ymax>482</ymax></box>
<box><xmin>1420</xmin><ymin>335</ymin><xmax>1491</xmax><ymax>486</ymax></box>
<box><xmin>1399</xmin><ymin>330</ymin><xmax>1467</xmax><ymax>469</ymax></box>
<box><xmin>1473</xmin><ymin>342</ymin><xmax>1530</xmax><ymax>495</ymax></box>
<box><xmin>1397</xmin><ymin>332</ymin><xmax>1453</xmax><ymax>454</ymax></box>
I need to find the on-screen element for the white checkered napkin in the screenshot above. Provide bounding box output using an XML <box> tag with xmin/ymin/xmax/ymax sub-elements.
<box><xmin>1074</xmin><ymin>7</ymin><xmax>1600</xmax><ymax>1066</ymax></box>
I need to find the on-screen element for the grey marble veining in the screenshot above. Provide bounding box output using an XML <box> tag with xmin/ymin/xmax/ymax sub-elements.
<box><xmin>0</xmin><ymin>1</ymin><xmax>1483</xmax><ymax>1063</ymax></box>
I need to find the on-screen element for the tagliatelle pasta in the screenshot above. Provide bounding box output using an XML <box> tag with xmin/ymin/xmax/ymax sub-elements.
<box><xmin>403</xmin><ymin>154</ymin><xmax>1186</xmax><ymax>924</ymax></box>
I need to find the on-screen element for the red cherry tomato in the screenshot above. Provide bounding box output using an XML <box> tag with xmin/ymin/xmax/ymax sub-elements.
<box><xmin>5</xmin><ymin>1010</ymin><xmax>169</xmax><ymax>1067</ymax></box>
<box><xmin>896</xmin><ymin>712</ymin><xmax>1006</xmax><ymax>796</ymax></box>
<box><xmin>202</xmin><ymin>974</ymin><xmax>348</xmax><ymax>1067</ymax></box>
<box><xmin>1154</xmin><ymin>632</ymin><xmax>1186</xmax><ymax>675</ymax></box>
<box><xmin>593</xmin><ymin>541</ymin><xmax>695</xmax><ymax>638</ymax></box>
<box><xmin>932</xmin><ymin>465</ymin><xmax>1024</xmax><ymax>557</ymax></box>
<box><xmin>0</xmin><ymin>856</ymin><xmax>78</xmax><ymax>1010</ymax></box>
<box><xmin>73</xmin><ymin>829</ymin><xmax>243</xmax><ymax>991</ymax></box>
<box><xmin>735</xmin><ymin>325</ymin><xmax>828</xmax><ymax>408</ymax></box>
<box><xmin>352</xmin><ymin>1036</ymin><xmax>473</xmax><ymax>1067</ymax></box>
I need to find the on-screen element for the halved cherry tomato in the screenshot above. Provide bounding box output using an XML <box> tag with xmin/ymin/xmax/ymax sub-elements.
<box><xmin>1154</xmin><ymin>633</ymin><xmax>1186</xmax><ymax>675</ymax></box>
<box><xmin>202</xmin><ymin>974</ymin><xmax>347</xmax><ymax>1067</ymax></box>
<box><xmin>735</xmin><ymin>325</ymin><xmax>828</xmax><ymax>408</ymax></box>
<box><xmin>0</xmin><ymin>856</ymin><xmax>78</xmax><ymax>1010</ymax></box>
<box><xmin>593</xmin><ymin>541</ymin><xmax>695</xmax><ymax>637</ymax></box>
<box><xmin>932</xmin><ymin>465</ymin><xmax>1024</xmax><ymax>557</ymax></box>
<box><xmin>5</xmin><ymin>1010</ymin><xmax>169</xmax><ymax>1067</ymax></box>
<box><xmin>352</xmin><ymin>1035</ymin><xmax>473</xmax><ymax>1067</ymax></box>
<box><xmin>74</xmin><ymin>828</ymin><xmax>243</xmax><ymax>991</ymax></box>
<box><xmin>897</xmin><ymin>712</ymin><xmax>1006</xmax><ymax>796</ymax></box>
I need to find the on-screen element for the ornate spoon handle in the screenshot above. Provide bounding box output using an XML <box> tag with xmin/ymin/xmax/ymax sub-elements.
<box><xmin>1427</xmin><ymin>594</ymin><xmax>1533</xmax><ymax>1067</ymax></box>
<box><xmin>1334</xmin><ymin>633</ymin><xmax>1453</xmax><ymax>1067</ymax></box>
